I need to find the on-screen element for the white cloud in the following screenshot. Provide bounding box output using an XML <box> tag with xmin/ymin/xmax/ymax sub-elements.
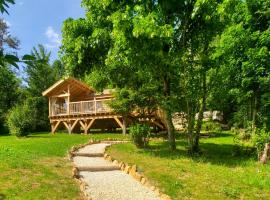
<box><xmin>44</xmin><ymin>26</ymin><xmax>61</xmax><ymax>49</ymax></box>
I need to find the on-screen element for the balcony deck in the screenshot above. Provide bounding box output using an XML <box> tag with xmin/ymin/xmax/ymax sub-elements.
<box><xmin>50</xmin><ymin>99</ymin><xmax>113</xmax><ymax>117</ymax></box>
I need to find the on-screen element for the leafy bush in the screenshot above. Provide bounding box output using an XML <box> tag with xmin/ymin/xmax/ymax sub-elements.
<box><xmin>7</xmin><ymin>99</ymin><xmax>37</xmax><ymax>137</ymax></box>
<box><xmin>252</xmin><ymin>127</ymin><xmax>270</xmax><ymax>155</ymax></box>
<box><xmin>201</xmin><ymin>121</ymin><xmax>222</xmax><ymax>133</ymax></box>
<box><xmin>231</xmin><ymin>127</ymin><xmax>252</xmax><ymax>141</ymax></box>
<box><xmin>130</xmin><ymin>124</ymin><xmax>150</xmax><ymax>148</ymax></box>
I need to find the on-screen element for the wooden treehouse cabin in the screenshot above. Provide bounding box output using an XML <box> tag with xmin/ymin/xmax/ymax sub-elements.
<box><xmin>42</xmin><ymin>77</ymin><xmax>166</xmax><ymax>134</ymax></box>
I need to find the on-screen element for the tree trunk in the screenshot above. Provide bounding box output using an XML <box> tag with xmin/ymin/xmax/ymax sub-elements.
<box><xmin>186</xmin><ymin>100</ymin><xmax>196</xmax><ymax>152</ymax></box>
<box><xmin>252</xmin><ymin>92</ymin><xmax>257</xmax><ymax>132</ymax></box>
<box><xmin>122</xmin><ymin>116</ymin><xmax>127</xmax><ymax>135</ymax></box>
<box><xmin>164</xmin><ymin>109</ymin><xmax>176</xmax><ymax>151</ymax></box>
<box><xmin>193</xmin><ymin>72</ymin><xmax>206</xmax><ymax>152</ymax></box>
<box><xmin>163</xmin><ymin>76</ymin><xmax>176</xmax><ymax>151</ymax></box>
<box><xmin>259</xmin><ymin>142</ymin><xmax>270</xmax><ymax>164</ymax></box>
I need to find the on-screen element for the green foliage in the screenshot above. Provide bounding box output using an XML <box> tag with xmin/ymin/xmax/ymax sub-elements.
<box><xmin>212</xmin><ymin>0</ymin><xmax>270</xmax><ymax>132</ymax></box>
<box><xmin>108</xmin><ymin>88</ymin><xmax>137</xmax><ymax>116</ymax></box>
<box><xmin>231</xmin><ymin>126</ymin><xmax>254</xmax><ymax>156</ymax></box>
<box><xmin>0</xmin><ymin>66</ymin><xmax>20</xmax><ymax>134</ymax></box>
<box><xmin>23</xmin><ymin>45</ymin><xmax>61</xmax><ymax>132</ymax></box>
<box><xmin>252</xmin><ymin>127</ymin><xmax>270</xmax><ymax>154</ymax></box>
<box><xmin>232</xmin><ymin>127</ymin><xmax>252</xmax><ymax>142</ymax></box>
<box><xmin>60</xmin><ymin>0</ymin><xmax>270</xmax><ymax>153</ymax></box>
<box><xmin>201</xmin><ymin>121</ymin><xmax>222</xmax><ymax>133</ymax></box>
<box><xmin>25</xmin><ymin>44</ymin><xmax>58</xmax><ymax>96</ymax></box>
<box><xmin>0</xmin><ymin>0</ymin><xmax>14</xmax><ymax>14</ymax></box>
<box><xmin>7</xmin><ymin>99</ymin><xmax>37</xmax><ymax>137</ymax></box>
<box><xmin>129</xmin><ymin>123</ymin><xmax>150</xmax><ymax>148</ymax></box>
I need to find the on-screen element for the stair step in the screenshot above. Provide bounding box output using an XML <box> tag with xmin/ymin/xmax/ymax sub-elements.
<box><xmin>77</xmin><ymin>165</ymin><xmax>120</xmax><ymax>172</ymax></box>
<box><xmin>73</xmin><ymin>152</ymin><xmax>103</xmax><ymax>157</ymax></box>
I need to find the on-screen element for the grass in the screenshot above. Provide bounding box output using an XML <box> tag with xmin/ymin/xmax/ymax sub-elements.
<box><xmin>107</xmin><ymin>132</ymin><xmax>270</xmax><ymax>200</ymax></box>
<box><xmin>0</xmin><ymin>132</ymin><xmax>128</xmax><ymax>200</ymax></box>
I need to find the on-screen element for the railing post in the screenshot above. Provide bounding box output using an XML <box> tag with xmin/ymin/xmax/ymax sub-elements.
<box><xmin>81</xmin><ymin>101</ymin><xmax>83</xmax><ymax>114</ymax></box>
<box><xmin>94</xmin><ymin>97</ymin><xmax>97</xmax><ymax>114</ymax></box>
<box><xmin>67</xmin><ymin>85</ymin><xmax>70</xmax><ymax>115</ymax></box>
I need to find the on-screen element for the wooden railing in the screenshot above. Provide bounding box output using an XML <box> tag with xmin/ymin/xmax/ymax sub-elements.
<box><xmin>51</xmin><ymin>99</ymin><xmax>112</xmax><ymax>116</ymax></box>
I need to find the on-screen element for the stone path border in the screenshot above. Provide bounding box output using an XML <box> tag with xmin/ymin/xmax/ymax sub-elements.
<box><xmin>68</xmin><ymin>139</ymin><xmax>171</xmax><ymax>200</ymax></box>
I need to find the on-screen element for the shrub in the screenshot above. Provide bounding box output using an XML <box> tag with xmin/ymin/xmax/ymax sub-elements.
<box><xmin>252</xmin><ymin>127</ymin><xmax>270</xmax><ymax>157</ymax></box>
<box><xmin>7</xmin><ymin>99</ymin><xmax>36</xmax><ymax>137</ymax></box>
<box><xmin>130</xmin><ymin>124</ymin><xmax>150</xmax><ymax>148</ymax></box>
<box><xmin>201</xmin><ymin>121</ymin><xmax>222</xmax><ymax>133</ymax></box>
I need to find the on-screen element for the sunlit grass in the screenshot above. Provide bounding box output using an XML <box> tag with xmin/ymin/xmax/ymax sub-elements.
<box><xmin>107</xmin><ymin>132</ymin><xmax>270</xmax><ymax>200</ymax></box>
<box><xmin>0</xmin><ymin>132</ymin><xmax>128</xmax><ymax>200</ymax></box>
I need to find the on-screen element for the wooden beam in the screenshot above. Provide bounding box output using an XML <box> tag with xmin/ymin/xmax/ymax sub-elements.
<box><xmin>67</xmin><ymin>84</ymin><xmax>70</xmax><ymax>115</ymax></box>
<box><xmin>51</xmin><ymin>93</ymin><xmax>69</xmax><ymax>98</ymax></box>
<box><xmin>114</xmin><ymin>116</ymin><xmax>123</xmax><ymax>129</ymax></box>
<box><xmin>79</xmin><ymin>120</ymin><xmax>86</xmax><ymax>130</ymax></box>
<box><xmin>94</xmin><ymin>97</ymin><xmax>97</xmax><ymax>114</ymax></box>
<box><xmin>63</xmin><ymin>121</ymin><xmax>71</xmax><ymax>134</ymax></box>
<box><xmin>86</xmin><ymin>119</ymin><xmax>95</xmax><ymax>131</ymax></box>
<box><xmin>49</xmin><ymin>114</ymin><xmax>120</xmax><ymax>122</ymax></box>
<box><xmin>71</xmin><ymin>119</ymin><xmax>79</xmax><ymax>132</ymax></box>
<box><xmin>79</xmin><ymin>120</ymin><xmax>87</xmax><ymax>135</ymax></box>
<box><xmin>51</xmin><ymin>120</ymin><xmax>61</xmax><ymax>134</ymax></box>
<box><xmin>49</xmin><ymin>97</ymin><xmax>51</xmax><ymax>117</ymax></box>
<box><xmin>152</xmin><ymin>120</ymin><xmax>164</xmax><ymax>129</ymax></box>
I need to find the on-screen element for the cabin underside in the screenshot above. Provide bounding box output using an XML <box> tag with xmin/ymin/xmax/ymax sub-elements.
<box><xmin>50</xmin><ymin>113</ymin><xmax>125</xmax><ymax>134</ymax></box>
<box><xmin>49</xmin><ymin>113</ymin><xmax>166</xmax><ymax>134</ymax></box>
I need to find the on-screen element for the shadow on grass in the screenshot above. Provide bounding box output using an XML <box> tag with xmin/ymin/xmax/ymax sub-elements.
<box><xmin>0</xmin><ymin>194</ymin><xmax>6</xmax><ymax>200</ymax></box>
<box><xmin>0</xmin><ymin>133</ymin><xmax>10</xmax><ymax>137</ymax></box>
<box><xmin>142</xmin><ymin>136</ymin><xmax>256</xmax><ymax>167</ymax></box>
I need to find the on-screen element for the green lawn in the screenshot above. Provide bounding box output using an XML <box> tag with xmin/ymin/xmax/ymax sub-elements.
<box><xmin>0</xmin><ymin>132</ymin><xmax>128</xmax><ymax>200</ymax></box>
<box><xmin>107</xmin><ymin>132</ymin><xmax>270</xmax><ymax>200</ymax></box>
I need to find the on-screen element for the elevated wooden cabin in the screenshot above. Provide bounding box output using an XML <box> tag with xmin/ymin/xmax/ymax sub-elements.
<box><xmin>43</xmin><ymin>77</ymin><xmax>166</xmax><ymax>134</ymax></box>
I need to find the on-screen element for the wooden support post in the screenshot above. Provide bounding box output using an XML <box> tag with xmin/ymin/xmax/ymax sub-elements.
<box><xmin>80</xmin><ymin>101</ymin><xmax>83</xmax><ymax>114</ymax></box>
<box><xmin>79</xmin><ymin>119</ymin><xmax>95</xmax><ymax>135</ymax></box>
<box><xmin>49</xmin><ymin>97</ymin><xmax>51</xmax><ymax>117</ymax></box>
<box><xmin>152</xmin><ymin>120</ymin><xmax>164</xmax><ymax>130</ymax></box>
<box><xmin>51</xmin><ymin>121</ymin><xmax>61</xmax><ymax>134</ymax></box>
<box><xmin>94</xmin><ymin>97</ymin><xmax>97</xmax><ymax>114</ymax></box>
<box><xmin>71</xmin><ymin>119</ymin><xmax>79</xmax><ymax>132</ymax></box>
<box><xmin>63</xmin><ymin>121</ymin><xmax>72</xmax><ymax>134</ymax></box>
<box><xmin>114</xmin><ymin>116</ymin><xmax>123</xmax><ymax>129</ymax></box>
<box><xmin>86</xmin><ymin>119</ymin><xmax>95</xmax><ymax>134</ymax></box>
<box><xmin>67</xmin><ymin>85</ymin><xmax>70</xmax><ymax>115</ymax></box>
<box><xmin>122</xmin><ymin>116</ymin><xmax>127</xmax><ymax>135</ymax></box>
<box><xmin>79</xmin><ymin>120</ymin><xmax>86</xmax><ymax>134</ymax></box>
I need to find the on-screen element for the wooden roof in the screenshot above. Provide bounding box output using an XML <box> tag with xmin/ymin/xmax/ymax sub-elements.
<box><xmin>42</xmin><ymin>77</ymin><xmax>95</xmax><ymax>97</ymax></box>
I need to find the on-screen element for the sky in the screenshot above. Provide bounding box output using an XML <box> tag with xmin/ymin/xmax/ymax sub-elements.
<box><xmin>2</xmin><ymin>0</ymin><xmax>85</xmax><ymax>62</ymax></box>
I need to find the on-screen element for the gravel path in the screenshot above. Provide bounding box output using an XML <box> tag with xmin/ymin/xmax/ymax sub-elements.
<box><xmin>73</xmin><ymin>143</ymin><xmax>161</xmax><ymax>200</ymax></box>
<box><xmin>77</xmin><ymin>143</ymin><xmax>111</xmax><ymax>154</ymax></box>
<box><xmin>73</xmin><ymin>157</ymin><xmax>116</xmax><ymax>167</ymax></box>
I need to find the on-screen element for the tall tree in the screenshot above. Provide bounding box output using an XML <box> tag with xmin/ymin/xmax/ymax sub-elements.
<box><xmin>60</xmin><ymin>0</ymin><xmax>226</xmax><ymax>151</ymax></box>
<box><xmin>24</xmin><ymin>44</ymin><xmax>60</xmax><ymax>131</ymax></box>
<box><xmin>213</xmin><ymin>0</ymin><xmax>270</xmax><ymax>130</ymax></box>
<box><xmin>0</xmin><ymin>65</ymin><xmax>20</xmax><ymax>133</ymax></box>
<box><xmin>0</xmin><ymin>18</ymin><xmax>20</xmax><ymax>68</ymax></box>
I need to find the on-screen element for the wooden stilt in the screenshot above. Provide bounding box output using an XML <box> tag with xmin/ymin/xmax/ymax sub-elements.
<box><xmin>85</xmin><ymin>119</ymin><xmax>95</xmax><ymax>134</ymax></box>
<box><xmin>63</xmin><ymin>121</ymin><xmax>72</xmax><ymax>134</ymax></box>
<box><xmin>79</xmin><ymin>120</ymin><xmax>86</xmax><ymax>135</ymax></box>
<box><xmin>114</xmin><ymin>116</ymin><xmax>123</xmax><ymax>129</ymax></box>
<box><xmin>152</xmin><ymin>120</ymin><xmax>164</xmax><ymax>130</ymax></box>
<box><xmin>51</xmin><ymin>121</ymin><xmax>61</xmax><ymax>134</ymax></box>
<box><xmin>71</xmin><ymin>119</ymin><xmax>79</xmax><ymax>132</ymax></box>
